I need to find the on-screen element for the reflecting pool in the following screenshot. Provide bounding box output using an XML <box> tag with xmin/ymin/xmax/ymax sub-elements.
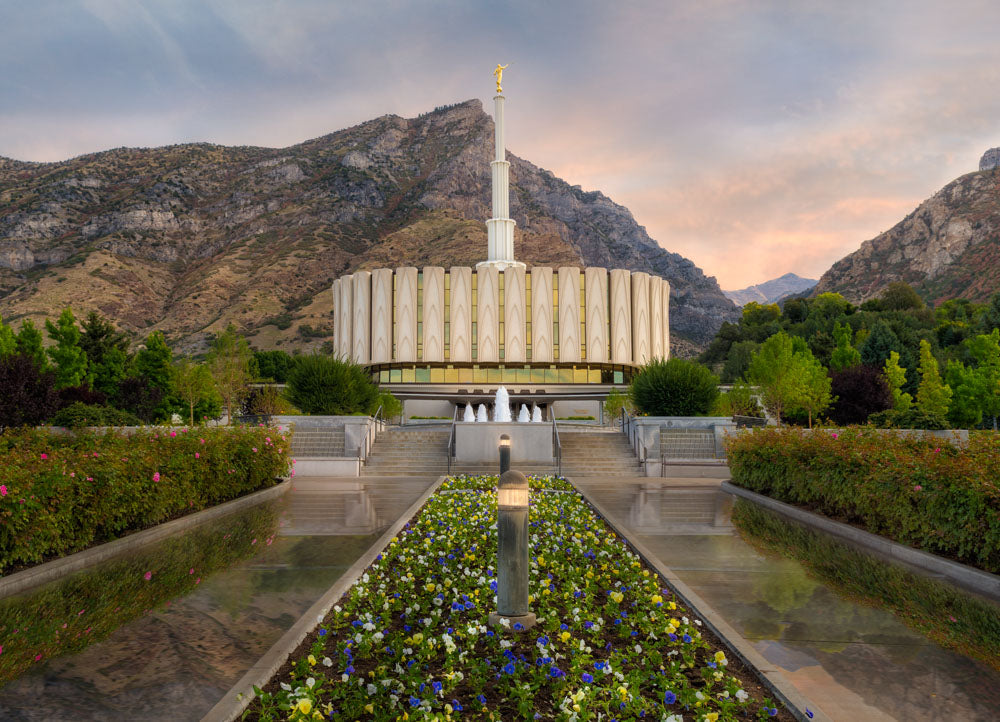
<box><xmin>574</xmin><ymin>478</ymin><xmax>1000</xmax><ymax>722</ymax></box>
<box><xmin>0</xmin><ymin>476</ymin><xmax>436</xmax><ymax>721</ymax></box>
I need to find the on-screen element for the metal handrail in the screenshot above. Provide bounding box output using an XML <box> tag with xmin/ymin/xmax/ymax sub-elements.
<box><xmin>446</xmin><ymin>405</ymin><xmax>460</xmax><ymax>475</ymax></box>
<box><xmin>359</xmin><ymin>404</ymin><xmax>384</xmax><ymax>465</ymax></box>
<box><xmin>552</xmin><ymin>416</ymin><xmax>562</xmax><ymax>477</ymax></box>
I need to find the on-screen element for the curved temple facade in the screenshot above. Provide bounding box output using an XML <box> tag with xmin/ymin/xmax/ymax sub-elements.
<box><xmin>331</xmin><ymin>265</ymin><xmax>669</xmax><ymax>385</ymax></box>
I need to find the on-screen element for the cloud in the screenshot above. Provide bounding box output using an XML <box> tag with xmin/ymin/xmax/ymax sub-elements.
<box><xmin>2</xmin><ymin>0</ymin><xmax>1000</xmax><ymax>289</ymax></box>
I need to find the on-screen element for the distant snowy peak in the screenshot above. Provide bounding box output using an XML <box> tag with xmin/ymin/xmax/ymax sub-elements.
<box><xmin>724</xmin><ymin>273</ymin><xmax>817</xmax><ymax>306</ymax></box>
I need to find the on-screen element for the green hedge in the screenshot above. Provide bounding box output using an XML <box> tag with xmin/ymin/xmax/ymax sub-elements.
<box><xmin>0</xmin><ymin>426</ymin><xmax>291</xmax><ymax>572</ymax></box>
<box><xmin>727</xmin><ymin>427</ymin><xmax>1000</xmax><ymax>573</ymax></box>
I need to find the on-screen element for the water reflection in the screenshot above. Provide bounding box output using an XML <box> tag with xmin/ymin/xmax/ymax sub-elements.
<box><xmin>0</xmin><ymin>477</ymin><xmax>435</xmax><ymax>721</ymax></box>
<box><xmin>576</xmin><ymin>479</ymin><xmax>1000</xmax><ymax>721</ymax></box>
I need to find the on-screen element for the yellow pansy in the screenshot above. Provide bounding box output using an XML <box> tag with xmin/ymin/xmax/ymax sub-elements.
<box><xmin>307</xmin><ymin>654</ymin><xmax>317</xmax><ymax>666</ymax></box>
<box><xmin>560</xmin><ymin>631</ymin><xmax>571</xmax><ymax>643</ymax></box>
<box><xmin>714</xmin><ymin>651</ymin><xmax>727</xmax><ymax>664</ymax></box>
<box><xmin>296</xmin><ymin>698</ymin><xmax>312</xmax><ymax>715</ymax></box>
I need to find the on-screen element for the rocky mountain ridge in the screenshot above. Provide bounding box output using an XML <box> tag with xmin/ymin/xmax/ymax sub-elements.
<box><xmin>813</xmin><ymin>164</ymin><xmax>1000</xmax><ymax>305</ymax></box>
<box><xmin>0</xmin><ymin>99</ymin><xmax>736</xmax><ymax>354</ymax></box>
<box><xmin>724</xmin><ymin>272</ymin><xmax>817</xmax><ymax>307</ymax></box>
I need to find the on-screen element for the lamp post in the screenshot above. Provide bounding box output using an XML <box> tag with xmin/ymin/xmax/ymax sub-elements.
<box><xmin>489</xmin><ymin>468</ymin><xmax>536</xmax><ymax>630</ymax></box>
<box><xmin>499</xmin><ymin>433</ymin><xmax>511</xmax><ymax>475</ymax></box>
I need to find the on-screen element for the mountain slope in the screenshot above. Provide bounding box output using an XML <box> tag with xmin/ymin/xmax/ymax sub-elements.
<box><xmin>813</xmin><ymin>164</ymin><xmax>1000</xmax><ymax>305</ymax></box>
<box><xmin>724</xmin><ymin>272</ymin><xmax>816</xmax><ymax>306</ymax></box>
<box><xmin>0</xmin><ymin>100</ymin><xmax>737</xmax><ymax>354</ymax></box>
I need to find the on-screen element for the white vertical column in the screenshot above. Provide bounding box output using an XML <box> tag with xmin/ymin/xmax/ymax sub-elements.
<box><xmin>477</xmin><ymin>265</ymin><xmax>500</xmax><ymax>362</ymax></box>
<box><xmin>531</xmin><ymin>267</ymin><xmax>553</xmax><ymax>362</ymax></box>
<box><xmin>631</xmin><ymin>272</ymin><xmax>650</xmax><ymax>365</ymax></box>
<box><xmin>422</xmin><ymin>266</ymin><xmax>445</xmax><ymax>362</ymax></box>
<box><xmin>558</xmin><ymin>267</ymin><xmax>581</xmax><ymax>363</ymax></box>
<box><xmin>450</xmin><ymin>267</ymin><xmax>472</xmax><ymax>362</ymax></box>
<box><xmin>610</xmin><ymin>269</ymin><xmax>632</xmax><ymax>364</ymax></box>
<box><xmin>395</xmin><ymin>267</ymin><xmax>417</xmax><ymax>362</ymax></box>
<box><xmin>504</xmin><ymin>266</ymin><xmax>526</xmax><ymax>363</ymax></box>
<box><xmin>662</xmin><ymin>280</ymin><xmax>671</xmax><ymax>359</ymax></box>
<box><xmin>352</xmin><ymin>271</ymin><xmax>371</xmax><ymax>364</ymax></box>
<box><xmin>338</xmin><ymin>275</ymin><xmax>353</xmax><ymax>359</ymax></box>
<box><xmin>331</xmin><ymin>277</ymin><xmax>341</xmax><ymax>354</ymax></box>
<box><xmin>371</xmin><ymin>269</ymin><xmax>393</xmax><ymax>363</ymax></box>
<box><xmin>584</xmin><ymin>267</ymin><xmax>609</xmax><ymax>363</ymax></box>
<box><xmin>650</xmin><ymin>276</ymin><xmax>664</xmax><ymax>360</ymax></box>
<box><xmin>485</xmin><ymin>93</ymin><xmax>517</xmax><ymax>266</ymax></box>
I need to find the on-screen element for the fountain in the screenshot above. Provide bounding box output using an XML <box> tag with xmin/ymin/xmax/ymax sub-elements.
<box><xmin>463</xmin><ymin>404</ymin><xmax>475</xmax><ymax>422</ymax></box>
<box><xmin>531</xmin><ymin>404</ymin><xmax>542</xmax><ymax>423</ymax></box>
<box><xmin>517</xmin><ymin>404</ymin><xmax>530</xmax><ymax>423</ymax></box>
<box><xmin>493</xmin><ymin>386</ymin><xmax>513</xmax><ymax>422</ymax></box>
<box><xmin>476</xmin><ymin>404</ymin><xmax>489</xmax><ymax>423</ymax></box>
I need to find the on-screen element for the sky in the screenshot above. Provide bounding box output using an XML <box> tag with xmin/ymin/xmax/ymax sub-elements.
<box><xmin>3</xmin><ymin>0</ymin><xmax>1000</xmax><ymax>290</ymax></box>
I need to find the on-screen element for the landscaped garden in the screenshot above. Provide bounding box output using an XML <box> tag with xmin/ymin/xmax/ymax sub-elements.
<box><xmin>246</xmin><ymin>475</ymin><xmax>789</xmax><ymax>721</ymax></box>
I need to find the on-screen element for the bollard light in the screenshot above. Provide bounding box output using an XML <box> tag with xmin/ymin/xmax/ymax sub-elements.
<box><xmin>489</xmin><ymin>469</ymin><xmax>536</xmax><ymax>630</ymax></box>
<box><xmin>499</xmin><ymin>434</ymin><xmax>511</xmax><ymax>475</ymax></box>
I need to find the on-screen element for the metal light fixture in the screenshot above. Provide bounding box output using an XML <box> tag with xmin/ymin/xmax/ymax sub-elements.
<box><xmin>489</xmin><ymin>469</ymin><xmax>536</xmax><ymax>630</ymax></box>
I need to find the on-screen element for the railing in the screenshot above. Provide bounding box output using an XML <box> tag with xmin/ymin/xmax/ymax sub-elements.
<box><xmin>446</xmin><ymin>405</ymin><xmax>460</xmax><ymax>475</ymax></box>
<box><xmin>620</xmin><ymin>408</ymin><xmax>637</xmax><ymax>451</ymax></box>
<box><xmin>358</xmin><ymin>404</ymin><xmax>384</xmax><ymax>465</ymax></box>
<box><xmin>552</xmin><ymin>416</ymin><xmax>562</xmax><ymax>477</ymax></box>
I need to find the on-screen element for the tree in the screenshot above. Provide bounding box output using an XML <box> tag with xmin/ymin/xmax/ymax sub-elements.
<box><xmin>883</xmin><ymin>351</ymin><xmax>913</xmax><ymax>411</ymax></box>
<box><xmin>747</xmin><ymin>332</ymin><xmax>832</xmax><ymax>427</ymax></box>
<box><xmin>828</xmin><ymin>366</ymin><xmax>892</xmax><ymax>425</ymax></box>
<box><xmin>829</xmin><ymin>322</ymin><xmax>861</xmax><ymax>372</ymax></box>
<box><xmin>945</xmin><ymin>361</ymin><xmax>985</xmax><ymax>429</ymax></box>
<box><xmin>171</xmin><ymin>358</ymin><xmax>220</xmax><ymax>426</ymax></box>
<box><xmin>603</xmin><ymin>387</ymin><xmax>633</xmax><ymax>422</ymax></box>
<box><xmin>16</xmin><ymin>319</ymin><xmax>47</xmax><ymax>369</ymax></box>
<box><xmin>112</xmin><ymin>375</ymin><xmax>164</xmax><ymax>423</ymax></box>
<box><xmin>630</xmin><ymin>358</ymin><xmax>720</xmax><ymax>416</ymax></box>
<box><xmin>80</xmin><ymin>312</ymin><xmax>131</xmax><ymax>398</ymax></box>
<box><xmin>915</xmin><ymin>339</ymin><xmax>952</xmax><ymax>419</ymax></box>
<box><xmin>720</xmin><ymin>341</ymin><xmax>758</xmax><ymax>382</ymax></box>
<box><xmin>879</xmin><ymin>282</ymin><xmax>924</xmax><ymax>311</ymax></box>
<box><xmin>208</xmin><ymin>324</ymin><xmax>253</xmax><ymax>424</ymax></box>
<box><xmin>253</xmin><ymin>349</ymin><xmax>294</xmax><ymax>383</ymax></box>
<box><xmin>285</xmin><ymin>355</ymin><xmax>380</xmax><ymax>415</ymax></box>
<box><xmin>0</xmin><ymin>316</ymin><xmax>16</xmax><ymax>357</ymax></box>
<box><xmin>978</xmin><ymin>292</ymin><xmax>1000</xmax><ymax>333</ymax></box>
<box><xmin>45</xmin><ymin>308</ymin><xmax>89</xmax><ymax>390</ymax></box>
<box><xmin>810</xmin><ymin>292</ymin><xmax>851</xmax><ymax>321</ymax></box>
<box><xmin>134</xmin><ymin>331</ymin><xmax>175</xmax><ymax>421</ymax></box>
<box><xmin>0</xmin><ymin>353</ymin><xmax>60</xmax><ymax>429</ymax></box>
<box><xmin>792</xmin><ymin>353</ymin><xmax>834</xmax><ymax>428</ymax></box>
<box><xmin>946</xmin><ymin>330</ymin><xmax>1000</xmax><ymax>430</ymax></box>
<box><xmin>859</xmin><ymin>320</ymin><xmax>902</xmax><ymax>368</ymax></box>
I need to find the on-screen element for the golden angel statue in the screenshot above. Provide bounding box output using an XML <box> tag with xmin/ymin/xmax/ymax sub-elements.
<box><xmin>493</xmin><ymin>63</ymin><xmax>509</xmax><ymax>93</ymax></box>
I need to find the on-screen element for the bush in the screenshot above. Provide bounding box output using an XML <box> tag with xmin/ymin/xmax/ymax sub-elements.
<box><xmin>376</xmin><ymin>390</ymin><xmax>403</xmax><ymax>421</ymax></box>
<box><xmin>0</xmin><ymin>353</ymin><xmax>60</xmax><ymax>429</ymax></box>
<box><xmin>51</xmin><ymin>402</ymin><xmax>142</xmax><ymax>428</ymax></box>
<box><xmin>828</xmin><ymin>366</ymin><xmax>893</xmax><ymax>425</ymax></box>
<box><xmin>727</xmin><ymin>427</ymin><xmax>1000</xmax><ymax>573</ymax></box>
<box><xmin>0</xmin><ymin>426</ymin><xmax>291</xmax><ymax>571</ymax></box>
<box><xmin>868</xmin><ymin>408</ymin><xmax>949</xmax><ymax>430</ymax></box>
<box><xmin>285</xmin><ymin>355</ymin><xmax>379</xmax><ymax>415</ymax></box>
<box><xmin>630</xmin><ymin>358</ymin><xmax>720</xmax><ymax>416</ymax></box>
<box><xmin>711</xmin><ymin>380</ymin><xmax>763</xmax><ymax>418</ymax></box>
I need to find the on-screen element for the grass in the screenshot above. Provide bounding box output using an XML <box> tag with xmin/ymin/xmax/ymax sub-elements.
<box><xmin>732</xmin><ymin>499</ymin><xmax>1000</xmax><ymax>671</ymax></box>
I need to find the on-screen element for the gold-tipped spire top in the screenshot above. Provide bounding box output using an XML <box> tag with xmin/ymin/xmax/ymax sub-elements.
<box><xmin>493</xmin><ymin>63</ymin><xmax>509</xmax><ymax>94</ymax></box>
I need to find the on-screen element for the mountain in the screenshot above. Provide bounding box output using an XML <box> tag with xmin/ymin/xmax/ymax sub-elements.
<box><xmin>813</xmin><ymin>153</ymin><xmax>1000</xmax><ymax>305</ymax></box>
<box><xmin>0</xmin><ymin>100</ymin><xmax>736</xmax><ymax>356</ymax></box>
<box><xmin>723</xmin><ymin>272</ymin><xmax>817</xmax><ymax>306</ymax></box>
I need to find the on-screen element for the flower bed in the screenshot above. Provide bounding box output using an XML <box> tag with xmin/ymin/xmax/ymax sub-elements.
<box><xmin>727</xmin><ymin>427</ymin><xmax>1000</xmax><ymax>574</ymax></box>
<box><xmin>0</xmin><ymin>502</ymin><xmax>278</xmax><ymax>685</ymax></box>
<box><xmin>0</xmin><ymin>426</ymin><xmax>291</xmax><ymax>572</ymax></box>
<box><xmin>439</xmin><ymin>474</ymin><xmax>576</xmax><ymax>493</ymax></box>
<box><xmin>247</xmin><ymin>476</ymin><xmax>787</xmax><ymax>720</ymax></box>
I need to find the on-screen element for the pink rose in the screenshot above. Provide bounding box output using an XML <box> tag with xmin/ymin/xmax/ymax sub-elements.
<box><xmin>0</xmin><ymin>485</ymin><xmax>7</xmax><ymax>497</ymax></box>
<box><xmin>831</xmin><ymin>433</ymin><xmax>838</xmax><ymax>439</ymax></box>
<box><xmin>170</xmin><ymin>431</ymin><xmax>177</xmax><ymax>437</ymax></box>
<box><xmin>195</xmin><ymin>452</ymin><xmax>200</xmax><ymax>459</ymax></box>
<box><xmin>189</xmin><ymin>568</ymin><xmax>195</xmax><ymax>574</ymax></box>
<box><xmin>152</xmin><ymin>472</ymin><xmax>160</xmax><ymax>482</ymax></box>
<box><xmin>40</xmin><ymin>453</ymin><xmax>48</xmax><ymax>460</ymax></box>
<box><xmin>914</xmin><ymin>485</ymin><xmax>922</xmax><ymax>491</ymax></box>
<box><xmin>143</xmin><ymin>571</ymin><xmax>152</xmax><ymax>581</ymax></box>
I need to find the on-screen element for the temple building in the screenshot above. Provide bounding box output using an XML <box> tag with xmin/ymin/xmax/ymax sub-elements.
<box><xmin>331</xmin><ymin>74</ymin><xmax>671</xmax><ymax>419</ymax></box>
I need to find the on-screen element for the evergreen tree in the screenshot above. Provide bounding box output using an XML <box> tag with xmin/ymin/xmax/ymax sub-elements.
<box><xmin>16</xmin><ymin>319</ymin><xmax>47</xmax><ymax>369</ymax></box>
<box><xmin>135</xmin><ymin>331</ymin><xmax>173</xmax><ymax>392</ymax></box>
<box><xmin>829</xmin><ymin>321</ymin><xmax>861</xmax><ymax>372</ymax></box>
<box><xmin>45</xmin><ymin>308</ymin><xmax>89</xmax><ymax>390</ymax></box>
<box><xmin>80</xmin><ymin>312</ymin><xmax>131</xmax><ymax>398</ymax></box>
<box><xmin>915</xmin><ymin>339</ymin><xmax>952</xmax><ymax>419</ymax></box>
<box><xmin>883</xmin><ymin>351</ymin><xmax>913</xmax><ymax>411</ymax></box>
<box><xmin>978</xmin><ymin>291</ymin><xmax>1000</xmax><ymax>333</ymax></box>
<box><xmin>134</xmin><ymin>331</ymin><xmax>176</xmax><ymax>421</ymax></box>
<box><xmin>879</xmin><ymin>282</ymin><xmax>924</xmax><ymax>311</ymax></box>
<box><xmin>859</xmin><ymin>320</ymin><xmax>902</xmax><ymax>368</ymax></box>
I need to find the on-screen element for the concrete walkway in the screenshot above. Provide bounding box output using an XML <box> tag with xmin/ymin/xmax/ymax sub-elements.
<box><xmin>573</xmin><ymin>475</ymin><xmax>1000</xmax><ymax>722</ymax></box>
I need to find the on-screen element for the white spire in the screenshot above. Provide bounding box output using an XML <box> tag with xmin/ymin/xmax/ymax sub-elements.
<box><xmin>479</xmin><ymin>89</ymin><xmax>524</xmax><ymax>271</ymax></box>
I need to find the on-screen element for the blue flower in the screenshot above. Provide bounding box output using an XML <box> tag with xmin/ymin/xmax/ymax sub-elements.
<box><xmin>682</xmin><ymin>634</ymin><xmax>692</xmax><ymax>643</ymax></box>
<box><xmin>582</xmin><ymin>672</ymin><xmax>594</xmax><ymax>684</ymax></box>
<box><xmin>548</xmin><ymin>666</ymin><xmax>564</xmax><ymax>678</ymax></box>
<box><xmin>452</xmin><ymin>700</ymin><xmax>463</xmax><ymax>711</ymax></box>
<box><xmin>318</xmin><ymin>628</ymin><xmax>327</xmax><ymax>636</ymax></box>
<box><xmin>409</xmin><ymin>696</ymin><xmax>421</xmax><ymax>708</ymax></box>
<box><xmin>584</xmin><ymin>621</ymin><xmax>594</xmax><ymax>629</ymax></box>
<box><xmin>806</xmin><ymin>710</ymin><xmax>814</xmax><ymax>719</ymax></box>
<box><xmin>504</xmin><ymin>662</ymin><xmax>516</xmax><ymax>674</ymax></box>
<box><xmin>537</xmin><ymin>635</ymin><xmax>550</xmax><ymax>646</ymax></box>
<box><xmin>432</xmin><ymin>681</ymin><xmax>443</xmax><ymax>693</ymax></box>
<box><xmin>477</xmin><ymin>694</ymin><xmax>487</xmax><ymax>704</ymax></box>
<box><xmin>513</xmin><ymin>622</ymin><xmax>524</xmax><ymax>631</ymax></box>
<box><xmin>664</xmin><ymin>690</ymin><xmax>676</xmax><ymax>705</ymax></box>
<box><xmin>594</xmin><ymin>661</ymin><xmax>605</xmax><ymax>670</ymax></box>
<box><xmin>767</xmin><ymin>708</ymin><xmax>778</xmax><ymax>717</ymax></box>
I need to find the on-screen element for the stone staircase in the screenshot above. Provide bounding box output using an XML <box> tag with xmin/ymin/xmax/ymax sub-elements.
<box><xmin>290</xmin><ymin>427</ymin><xmax>346</xmax><ymax>458</ymax></box>
<box><xmin>558</xmin><ymin>429</ymin><xmax>644</xmax><ymax>478</ymax></box>
<box><xmin>361</xmin><ymin>428</ymin><xmax>451</xmax><ymax>477</ymax></box>
<box><xmin>659</xmin><ymin>428</ymin><xmax>719</xmax><ymax>461</ymax></box>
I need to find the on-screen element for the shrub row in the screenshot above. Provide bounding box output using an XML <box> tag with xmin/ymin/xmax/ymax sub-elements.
<box><xmin>726</xmin><ymin>427</ymin><xmax>1000</xmax><ymax>573</ymax></box>
<box><xmin>0</xmin><ymin>426</ymin><xmax>291</xmax><ymax>572</ymax></box>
